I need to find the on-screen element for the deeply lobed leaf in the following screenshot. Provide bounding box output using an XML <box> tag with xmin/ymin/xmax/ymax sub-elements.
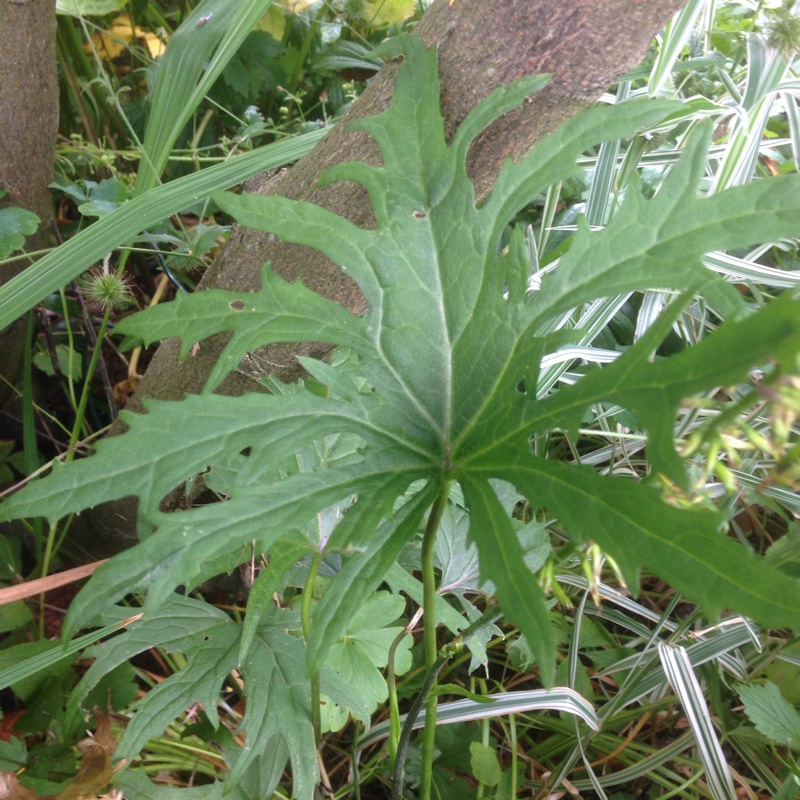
<box><xmin>2</xmin><ymin>34</ymin><xmax>800</xmax><ymax>797</ymax></box>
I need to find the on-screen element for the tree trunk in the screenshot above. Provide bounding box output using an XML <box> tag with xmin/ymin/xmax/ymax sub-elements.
<box><xmin>0</xmin><ymin>0</ymin><xmax>58</xmax><ymax>411</ymax></box>
<box><xmin>68</xmin><ymin>0</ymin><xmax>689</xmax><ymax>558</ymax></box>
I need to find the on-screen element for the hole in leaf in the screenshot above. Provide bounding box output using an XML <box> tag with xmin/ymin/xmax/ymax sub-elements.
<box><xmin>412</xmin><ymin>210</ymin><xmax>426</xmax><ymax>219</ymax></box>
<box><xmin>229</xmin><ymin>300</ymin><xmax>245</xmax><ymax>311</ymax></box>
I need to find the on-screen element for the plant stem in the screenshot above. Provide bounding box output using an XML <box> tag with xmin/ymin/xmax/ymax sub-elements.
<box><xmin>23</xmin><ymin>312</ymin><xmax>43</xmax><ymax>567</ymax></box>
<box><xmin>419</xmin><ymin>482</ymin><xmax>451</xmax><ymax>800</ymax></box>
<box><xmin>41</xmin><ymin>304</ymin><xmax>111</xmax><ymax>630</ymax></box>
<box><xmin>391</xmin><ymin>607</ymin><xmax>503</xmax><ymax>800</ymax></box>
<box><xmin>386</xmin><ymin>626</ymin><xmax>407</xmax><ymax>773</ymax></box>
<box><xmin>301</xmin><ymin>549</ymin><xmax>323</xmax><ymax>744</ymax></box>
<box><xmin>387</xmin><ymin>607</ymin><xmax>422</xmax><ymax>772</ymax></box>
<box><xmin>66</xmin><ymin>304</ymin><xmax>112</xmax><ymax>463</ymax></box>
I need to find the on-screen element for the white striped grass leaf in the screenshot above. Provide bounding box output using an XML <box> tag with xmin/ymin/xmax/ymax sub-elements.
<box><xmin>568</xmin><ymin>593</ymin><xmax>590</xmax><ymax>692</ymax></box>
<box><xmin>658</xmin><ymin>642</ymin><xmax>737</xmax><ymax>800</ymax></box>
<box><xmin>741</xmin><ymin>34</ymin><xmax>789</xmax><ymax>109</ymax></box>
<box><xmin>585</xmin><ymin>83</ymin><xmax>629</xmax><ymax>227</ymax></box>
<box><xmin>618</xmin><ymin>57</ymin><xmax>727</xmax><ymax>87</ymax></box>
<box><xmin>558</xmin><ymin>574</ymin><xmax>682</xmax><ymax>630</ymax></box>
<box><xmin>668</xmin><ymin>295</ymin><xmax>711</xmax><ymax>346</ymax></box>
<box><xmin>703</xmin><ymin>250</ymin><xmax>800</xmax><ymax>288</ymax></box>
<box><xmin>575</xmin><ymin>137</ymin><xmax>792</xmax><ymax>170</ymax></box>
<box><xmin>711</xmin><ymin>95</ymin><xmax>779</xmax><ymax>191</ymax></box>
<box><xmin>728</xmin><ymin>735</ymin><xmax>784</xmax><ymax>796</ymax></box>
<box><xmin>784</xmin><ymin>93</ymin><xmax>800</xmax><ymax>171</ymax></box>
<box><xmin>534</xmin><ymin>294</ymin><xmax>632</xmax><ymax>397</ymax></box>
<box><xmin>574</xmin><ymin>717</ymin><xmax>609</xmax><ymax>799</ymax></box>
<box><xmin>526</xmin><ymin>253</ymin><xmax>558</xmax><ymax>294</ymax></box>
<box><xmin>777</xmin><ymin>652</ymin><xmax>800</xmax><ymax>667</ymax></box>
<box><xmin>727</xmin><ymin>469</ymin><xmax>800</xmax><ymax>515</ymax></box>
<box><xmin>640</xmin><ymin>96</ymin><xmax>732</xmax><ymax>131</ymax></box>
<box><xmin>699</xmin><ymin>0</ymin><xmax>716</xmax><ymax>51</ymax></box>
<box><xmin>134</xmin><ymin>0</ymin><xmax>276</xmax><ymax>193</ymax></box>
<box><xmin>716</xmin><ymin>650</ymin><xmax>749</xmax><ymax>682</ymax></box>
<box><xmin>598</xmin><ymin>625</ymin><xmax>753</xmax><ymax>723</ymax></box>
<box><xmin>525</xmin><ymin>223</ymin><xmax>541</xmax><ymax>272</ymax></box>
<box><xmin>566</xmin><ymin>595</ymin><xmax>610</xmax><ymax>798</ymax></box>
<box><xmin>711</xmin><ymin>37</ymin><xmax>792</xmax><ymax>192</ymax></box>
<box><xmin>610</xmin><ymin>595</ymin><xmax>685</xmax><ymax>716</ymax></box>
<box><xmin>649</xmin><ymin>0</ymin><xmax>708</xmax><ymax>97</ymax></box>
<box><xmin>468</xmin><ymin>607</ymin><xmax>747</xmax><ymax>791</ymax></box>
<box><xmin>523</xmin><ymin>222</ymin><xmax>634</xmax><ymax>395</ymax></box>
<box><xmin>635</xmin><ymin>291</ymin><xmax>669</xmax><ymax>342</ymax></box>
<box><xmin>581</xmin><ymin>404</ymin><xmax>632</xmax><ymax>434</ymax></box>
<box><xmin>628</xmin><ymin>625</ymin><xmax>752</xmax><ymax>683</ymax></box>
<box><xmin>534</xmin><ymin>246</ymin><xmax>797</xmax><ymax>356</ymax></box>
<box><xmin>542</xmin><ymin>719</ymin><xmax>701</xmax><ymax>793</ymax></box>
<box><xmin>0</xmin><ymin>617</ymin><xmax>136</xmax><ymax>691</ymax></box>
<box><xmin>584</xmin><ymin>126</ymin><xmax>619</xmax><ymax>226</ymax></box>
<box><xmin>568</xmin><ymin>436</ymin><xmax>647</xmax><ymax>468</ymax></box>
<box><xmin>0</xmin><ymin>126</ymin><xmax>328</xmax><ymax>331</ymax></box>
<box><xmin>508</xmin><ymin>572</ymin><xmax>753</xmax><ymax>708</ymax></box>
<box><xmin>357</xmin><ymin>688</ymin><xmax>600</xmax><ymax>751</ymax></box>
<box><xmin>588</xmin><ymin>606</ymin><xmax>671</xmax><ymax>641</ymax></box>
<box><xmin>556</xmin><ymin>731</ymin><xmax>698</xmax><ymax>793</ymax></box>
<box><xmin>537</xmin><ymin>182</ymin><xmax>562</xmax><ymax>253</ymax></box>
<box><xmin>733</xmin><ymin>615</ymin><xmax>762</xmax><ymax>653</ymax></box>
<box><xmin>676</xmin><ymin>301</ymin><xmax>711</xmax><ymax>347</ymax></box>
<box><xmin>540</xmin><ymin>346</ymin><xmax>621</xmax><ymax>370</ymax></box>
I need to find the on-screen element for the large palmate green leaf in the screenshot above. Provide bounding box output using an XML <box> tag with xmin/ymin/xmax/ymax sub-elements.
<box><xmin>2</xmin><ymin>34</ymin><xmax>800</xmax><ymax>795</ymax></box>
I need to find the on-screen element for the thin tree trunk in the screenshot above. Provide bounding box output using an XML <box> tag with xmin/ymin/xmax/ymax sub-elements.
<box><xmin>0</xmin><ymin>0</ymin><xmax>58</xmax><ymax>410</ymax></box>
<box><xmin>70</xmin><ymin>0</ymin><xmax>689</xmax><ymax>556</ymax></box>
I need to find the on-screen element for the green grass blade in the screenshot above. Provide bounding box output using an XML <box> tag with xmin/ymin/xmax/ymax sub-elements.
<box><xmin>0</xmin><ymin>619</ymin><xmax>131</xmax><ymax>691</ymax></box>
<box><xmin>135</xmin><ymin>0</ymin><xmax>275</xmax><ymax>192</ymax></box>
<box><xmin>0</xmin><ymin>127</ymin><xmax>328</xmax><ymax>331</ymax></box>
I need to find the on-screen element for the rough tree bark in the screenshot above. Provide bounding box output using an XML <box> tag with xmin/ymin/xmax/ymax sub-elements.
<box><xmin>0</xmin><ymin>0</ymin><xmax>59</xmax><ymax>412</ymax></box>
<box><xmin>68</xmin><ymin>0</ymin><xmax>690</xmax><ymax>558</ymax></box>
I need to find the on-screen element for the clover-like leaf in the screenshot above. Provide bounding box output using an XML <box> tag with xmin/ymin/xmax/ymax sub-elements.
<box><xmin>321</xmin><ymin>591</ymin><xmax>412</xmax><ymax>719</ymax></box>
<box><xmin>0</xmin><ymin>206</ymin><xmax>40</xmax><ymax>259</ymax></box>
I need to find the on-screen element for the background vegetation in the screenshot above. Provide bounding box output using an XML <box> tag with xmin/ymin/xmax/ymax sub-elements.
<box><xmin>0</xmin><ymin>1</ymin><xmax>798</xmax><ymax>799</ymax></box>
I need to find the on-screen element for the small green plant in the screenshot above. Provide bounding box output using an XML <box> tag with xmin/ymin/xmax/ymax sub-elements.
<box><xmin>0</xmin><ymin>195</ymin><xmax>40</xmax><ymax>260</ymax></box>
<box><xmin>2</xmin><ymin>32</ymin><xmax>800</xmax><ymax>799</ymax></box>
